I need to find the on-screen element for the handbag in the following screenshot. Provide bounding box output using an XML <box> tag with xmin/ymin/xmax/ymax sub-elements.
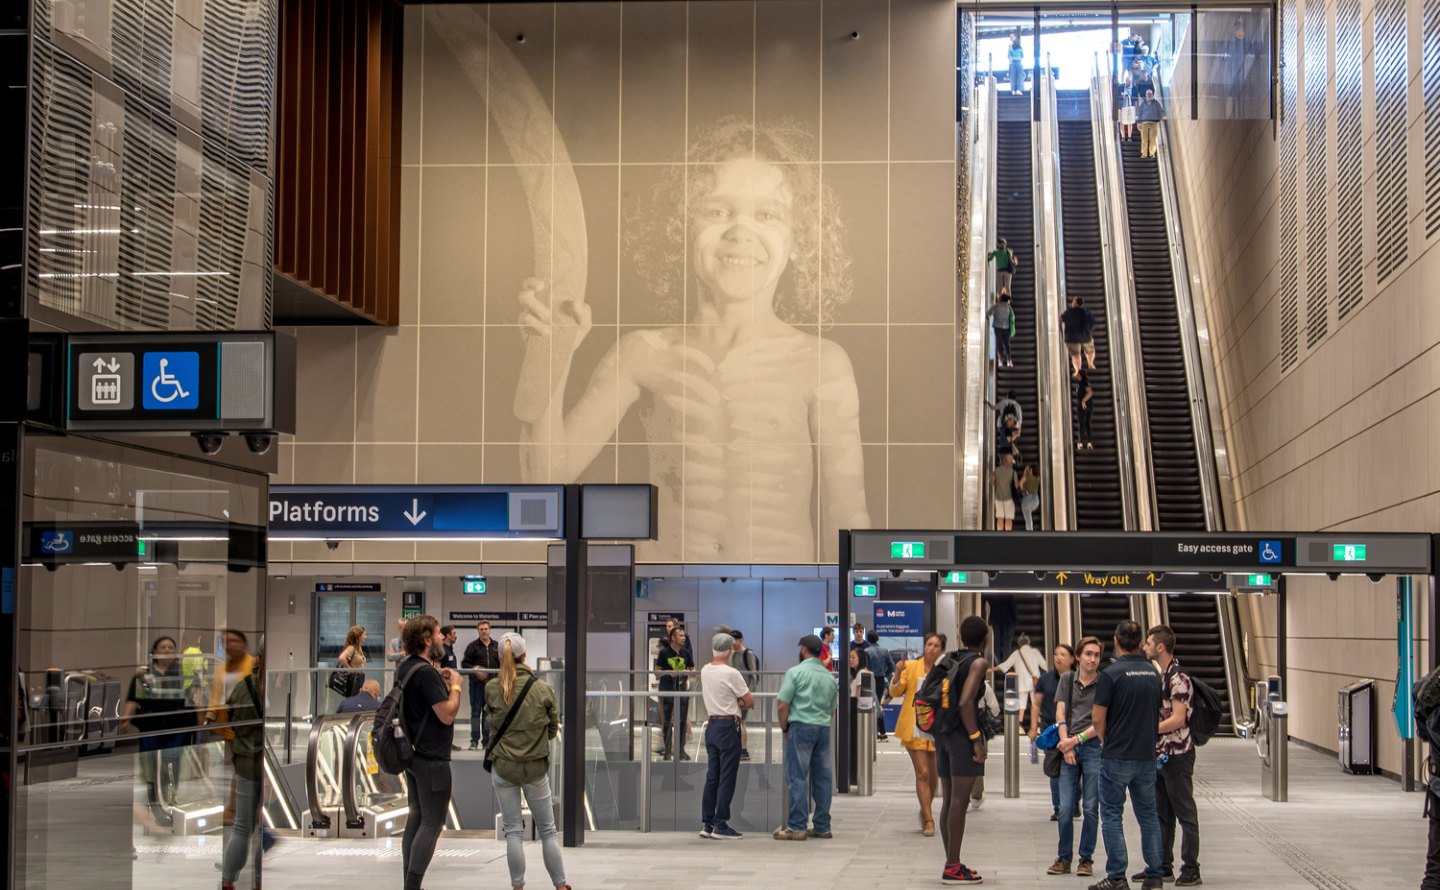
<box><xmin>328</xmin><ymin>668</ymin><xmax>360</xmax><ymax>698</ymax></box>
<box><xmin>1036</xmin><ymin>721</ymin><xmax>1061</xmax><ymax>751</ymax></box>
<box><xmin>482</xmin><ymin>675</ymin><xmax>537</xmax><ymax>774</ymax></box>
<box><xmin>1043</xmin><ymin>746</ymin><xmax>1064</xmax><ymax>778</ymax></box>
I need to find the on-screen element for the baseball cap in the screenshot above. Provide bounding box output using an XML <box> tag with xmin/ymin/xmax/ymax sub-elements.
<box><xmin>501</xmin><ymin>632</ymin><xmax>527</xmax><ymax>659</ymax></box>
<box><xmin>798</xmin><ymin>634</ymin><xmax>825</xmax><ymax>654</ymax></box>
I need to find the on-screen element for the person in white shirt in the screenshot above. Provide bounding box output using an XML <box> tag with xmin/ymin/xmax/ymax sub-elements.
<box><xmin>991</xmin><ymin>633</ymin><xmax>1047</xmax><ymax>728</ymax></box>
<box><xmin>699</xmin><ymin>632</ymin><xmax>754</xmax><ymax>840</ymax></box>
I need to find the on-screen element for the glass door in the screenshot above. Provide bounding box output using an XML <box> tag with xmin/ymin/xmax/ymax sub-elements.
<box><xmin>313</xmin><ymin>590</ymin><xmax>386</xmax><ymax>711</ymax></box>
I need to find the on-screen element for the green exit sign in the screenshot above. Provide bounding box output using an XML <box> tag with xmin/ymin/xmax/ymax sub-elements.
<box><xmin>462</xmin><ymin>576</ymin><xmax>487</xmax><ymax>594</ymax></box>
<box><xmin>1333</xmin><ymin>544</ymin><xmax>1367</xmax><ymax>562</ymax></box>
<box><xmin>136</xmin><ymin>539</ymin><xmax>147</xmax><ymax>557</ymax></box>
<box><xmin>942</xmin><ymin>571</ymin><xmax>968</xmax><ymax>584</ymax></box>
<box><xmin>853</xmin><ymin>582</ymin><xmax>879</xmax><ymax>597</ymax></box>
<box><xmin>891</xmin><ymin>541</ymin><xmax>926</xmax><ymax>559</ymax></box>
<box><xmin>1247</xmin><ymin>574</ymin><xmax>1272</xmax><ymax>586</ymax></box>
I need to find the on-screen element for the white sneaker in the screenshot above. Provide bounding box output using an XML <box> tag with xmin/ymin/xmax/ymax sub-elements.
<box><xmin>969</xmin><ymin>797</ymin><xmax>983</xmax><ymax>812</ymax></box>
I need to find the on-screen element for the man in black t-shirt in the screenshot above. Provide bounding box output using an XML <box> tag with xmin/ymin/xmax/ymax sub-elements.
<box><xmin>1060</xmin><ymin>297</ymin><xmax>1097</xmax><ymax>378</ymax></box>
<box><xmin>397</xmin><ymin>615</ymin><xmax>462</xmax><ymax>890</ymax></box>
<box><xmin>656</xmin><ymin>625</ymin><xmax>695</xmax><ymax>759</ymax></box>
<box><xmin>1090</xmin><ymin>620</ymin><xmax>1165</xmax><ymax>890</ymax></box>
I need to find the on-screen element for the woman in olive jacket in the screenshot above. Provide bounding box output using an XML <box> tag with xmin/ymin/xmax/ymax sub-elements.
<box><xmin>485</xmin><ymin>633</ymin><xmax>570</xmax><ymax>890</ymax></box>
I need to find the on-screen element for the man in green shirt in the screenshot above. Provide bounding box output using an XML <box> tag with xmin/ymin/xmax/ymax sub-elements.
<box><xmin>774</xmin><ymin>634</ymin><xmax>840</xmax><ymax>841</ymax></box>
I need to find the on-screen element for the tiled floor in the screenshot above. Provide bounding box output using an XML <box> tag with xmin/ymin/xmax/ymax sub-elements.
<box><xmin>134</xmin><ymin>736</ymin><xmax>1425</xmax><ymax>889</ymax></box>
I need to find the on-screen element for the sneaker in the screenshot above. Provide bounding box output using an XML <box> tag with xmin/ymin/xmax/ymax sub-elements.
<box><xmin>1049</xmin><ymin>810</ymin><xmax>1059</xmax><ymax>821</ymax></box>
<box><xmin>699</xmin><ymin>824</ymin><xmax>714</xmax><ymax>839</ymax></box>
<box><xmin>1086</xmin><ymin>879</ymin><xmax>1129</xmax><ymax>890</ymax></box>
<box><xmin>806</xmin><ymin>828</ymin><xmax>833</xmax><ymax>839</ymax></box>
<box><xmin>1077</xmin><ymin>859</ymin><xmax>1094</xmax><ymax>877</ymax></box>
<box><xmin>468</xmin><ymin>741</ymin><xmax>479</xmax><ymax>751</ymax></box>
<box><xmin>1175</xmin><ymin>869</ymin><xmax>1202</xmax><ymax>887</ymax></box>
<box><xmin>1132</xmin><ymin>870</ymin><xmax>1173</xmax><ymax>882</ymax></box>
<box><xmin>740</xmin><ymin>749</ymin><xmax>751</xmax><ymax>761</ymax></box>
<box><xmin>968</xmin><ymin>796</ymin><xmax>983</xmax><ymax>812</ymax></box>
<box><xmin>942</xmin><ymin>862</ymin><xmax>984</xmax><ymax>884</ymax></box>
<box><xmin>712</xmin><ymin>824</ymin><xmax>743</xmax><ymax>840</ymax></box>
<box><xmin>679</xmin><ymin>750</ymin><xmax>692</xmax><ymax>761</ymax></box>
<box><xmin>1046</xmin><ymin>858</ymin><xmax>1071</xmax><ymax>875</ymax></box>
<box><xmin>772</xmin><ymin>827</ymin><xmax>808</xmax><ymax>841</ymax></box>
<box><xmin>1141</xmin><ymin>880</ymin><xmax>1165</xmax><ymax>890</ymax></box>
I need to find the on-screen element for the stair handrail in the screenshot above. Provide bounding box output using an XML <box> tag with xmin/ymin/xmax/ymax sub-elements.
<box><xmin>1095</xmin><ymin>51</ymin><xmax>1157</xmax><ymax>531</ymax></box>
<box><xmin>961</xmin><ymin>74</ymin><xmax>998</xmax><ymax>532</ymax></box>
<box><xmin>1217</xmin><ymin>594</ymin><xmax>1258</xmax><ymax>733</ymax></box>
<box><xmin>1032</xmin><ymin>64</ymin><xmax>1068</xmax><ymax>532</ymax></box>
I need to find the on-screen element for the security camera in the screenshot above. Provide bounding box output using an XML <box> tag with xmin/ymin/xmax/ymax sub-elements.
<box><xmin>1209</xmin><ymin>572</ymin><xmax>1222</xmax><ymax>582</ymax></box>
<box><xmin>1326</xmin><ymin>572</ymin><xmax>1340</xmax><ymax>582</ymax></box>
<box><xmin>325</xmin><ymin>540</ymin><xmax>341</xmax><ymax>552</ymax></box>
<box><xmin>719</xmin><ymin>577</ymin><xmax>729</xmax><ymax>583</ymax></box>
<box><xmin>1034</xmin><ymin>571</ymin><xmax>1047</xmax><ymax>581</ymax></box>
<box><xmin>192</xmin><ymin>432</ymin><xmax>228</xmax><ymax>455</ymax></box>
<box><xmin>244</xmin><ymin>433</ymin><xmax>275</xmax><ymax>455</ymax></box>
<box><xmin>516</xmin><ymin>32</ymin><xmax>526</xmax><ymax>43</ymax></box>
<box><xmin>1366</xmin><ymin>573</ymin><xmax>1383</xmax><ymax>583</ymax></box>
<box><xmin>890</xmin><ymin>568</ymin><xmax>903</xmax><ymax>578</ymax></box>
<box><xmin>849</xmin><ymin>30</ymin><xmax>860</xmax><ymax>39</ymax></box>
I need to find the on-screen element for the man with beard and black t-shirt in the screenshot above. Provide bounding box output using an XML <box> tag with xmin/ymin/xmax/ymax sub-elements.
<box><xmin>396</xmin><ymin>615</ymin><xmax>462</xmax><ymax>890</ymax></box>
<box><xmin>656</xmin><ymin>625</ymin><xmax>695</xmax><ymax>759</ymax></box>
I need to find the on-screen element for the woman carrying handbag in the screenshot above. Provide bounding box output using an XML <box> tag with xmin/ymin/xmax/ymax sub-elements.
<box><xmin>484</xmin><ymin>632</ymin><xmax>572</xmax><ymax>890</ymax></box>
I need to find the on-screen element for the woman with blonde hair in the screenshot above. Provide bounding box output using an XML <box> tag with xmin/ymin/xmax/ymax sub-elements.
<box><xmin>890</xmin><ymin>632</ymin><xmax>947</xmax><ymax>836</ymax></box>
<box><xmin>484</xmin><ymin>632</ymin><xmax>570</xmax><ymax>890</ymax></box>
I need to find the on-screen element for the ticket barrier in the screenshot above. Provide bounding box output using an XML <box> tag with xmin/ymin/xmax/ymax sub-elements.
<box><xmin>1256</xmin><ymin>676</ymin><xmax>1288</xmax><ymax>802</ymax></box>
<box><xmin>1003</xmin><ymin>672</ymin><xmax>1021</xmax><ymax>799</ymax></box>
<box><xmin>854</xmin><ymin>673</ymin><xmax>877</xmax><ymax>797</ymax></box>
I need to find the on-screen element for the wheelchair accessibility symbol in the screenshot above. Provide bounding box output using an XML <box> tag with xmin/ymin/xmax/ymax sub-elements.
<box><xmin>142</xmin><ymin>352</ymin><xmax>200</xmax><ymax>410</ymax></box>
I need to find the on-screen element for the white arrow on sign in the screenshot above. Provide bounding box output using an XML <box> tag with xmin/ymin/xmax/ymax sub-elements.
<box><xmin>92</xmin><ymin>356</ymin><xmax>120</xmax><ymax>373</ymax></box>
<box><xmin>403</xmin><ymin>498</ymin><xmax>427</xmax><ymax>526</ymax></box>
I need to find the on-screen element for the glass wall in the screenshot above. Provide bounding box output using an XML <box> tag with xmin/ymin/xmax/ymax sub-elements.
<box><xmin>15</xmin><ymin>434</ymin><xmax>267</xmax><ymax>889</ymax></box>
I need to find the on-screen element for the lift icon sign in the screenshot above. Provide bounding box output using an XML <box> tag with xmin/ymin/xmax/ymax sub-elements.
<box><xmin>142</xmin><ymin>352</ymin><xmax>199</xmax><ymax>410</ymax></box>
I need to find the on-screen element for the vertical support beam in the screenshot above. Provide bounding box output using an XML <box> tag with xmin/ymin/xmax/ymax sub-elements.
<box><xmin>1032</xmin><ymin>7</ymin><xmax>1042</xmax><ymax>121</ymax></box>
<box><xmin>836</xmin><ymin>530</ymin><xmax>852</xmax><ymax>794</ymax></box>
<box><xmin>1275</xmin><ymin>573</ymin><xmax>1287</xmax><ymax>702</ymax></box>
<box><xmin>561</xmin><ymin>484</ymin><xmax>587</xmax><ymax>847</ymax></box>
<box><xmin>1190</xmin><ymin>4</ymin><xmax>1200</xmax><ymax>119</ymax></box>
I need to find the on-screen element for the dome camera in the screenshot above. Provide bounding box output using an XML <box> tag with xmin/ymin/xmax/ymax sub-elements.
<box><xmin>1366</xmin><ymin>573</ymin><xmax>1384</xmax><ymax>583</ymax></box>
<box><xmin>890</xmin><ymin>568</ymin><xmax>903</xmax><ymax>578</ymax></box>
<box><xmin>192</xmin><ymin>432</ymin><xmax>228</xmax><ymax>455</ymax></box>
<box><xmin>1209</xmin><ymin>572</ymin><xmax>1222</xmax><ymax>582</ymax></box>
<box><xmin>325</xmin><ymin>540</ymin><xmax>341</xmax><ymax>552</ymax></box>
<box><xmin>244</xmin><ymin>433</ymin><xmax>275</xmax><ymax>455</ymax></box>
<box><xmin>1034</xmin><ymin>571</ymin><xmax>1047</xmax><ymax>580</ymax></box>
<box><xmin>1326</xmin><ymin>571</ymin><xmax>1340</xmax><ymax>582</ymax></box>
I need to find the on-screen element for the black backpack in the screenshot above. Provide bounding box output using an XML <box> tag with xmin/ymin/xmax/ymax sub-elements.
<box><xmin>372</xmin><ymin>660</ymin><xmax>433</xmax><ymax>775</ymax></box>
<box><xmin>1413</xmin><ymin>666</ymin><xmax>1440</xmax><ymax>796</ymax></box>
<box><xmin>914</xmin><ymin>651</ymin><xmax>979</xmax><ymax>737</ymax></box>
<box><xmin>1167</xmin><ymin>665</ymin><xmax>1222</xmax><ymax>746</ymax></box>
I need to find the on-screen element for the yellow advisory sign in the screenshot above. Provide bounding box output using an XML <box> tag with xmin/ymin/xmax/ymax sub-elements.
<box><xmin>1053</xmin><ymin>571</ymin><xmax>1165</xmax><ymax>588</ymax></box>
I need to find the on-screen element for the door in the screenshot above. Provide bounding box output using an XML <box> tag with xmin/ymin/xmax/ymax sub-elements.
<box><xmin>313</xmin><ymin>591</ymin><xmax>386</xmax><ymax>676</ymax></box>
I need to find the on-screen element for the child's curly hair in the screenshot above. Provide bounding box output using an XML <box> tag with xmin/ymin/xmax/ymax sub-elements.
<box><xmin>626</xmin><ymin>116</ymin><xmax>854</xmax><ymax>327</ymax></box>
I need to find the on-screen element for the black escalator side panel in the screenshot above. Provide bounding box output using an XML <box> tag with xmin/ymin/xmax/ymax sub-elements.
<box><xmin>1164</xmin><ymin>594</ymin><xmax>1235</xmax><ymax>735</ymax></box>
<box><xmin>1118</xmin><ymin>138</ymin><xmax>1206</xmax><ymax>531</ymax></box>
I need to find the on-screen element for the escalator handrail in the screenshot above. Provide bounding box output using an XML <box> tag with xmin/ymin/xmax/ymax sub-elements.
<box><xmin>1037</xmin><ymin>66</ymin><xmax>1075</xmax><ymax>533</ymax></box>
<box><xmin>1217</xmin><ymin>595</ymin><xmax>1257</xmax><ymax>733</ymax></box>
<box><xmin>1087</xmin><ymin>54</ymin><xmax>1142</xmax><ymax>532</ymax></box>
<box><xmin>304</xmin><ymin>713</ymin><xmax>357</xmax><ymax>829</ymax></box>
<box><xmin>1095</xmin><ymin>51</ymin><xmax>1157</xmax><ymax>531</ymax></box>
<box><xmin>964</xmin><ymin>76</ymin><xmax>999</xmax><ymax>532</ymax></box>
<box><xmin>264</xmin><ymin>740</ymin><xmax>302</xmax><ymax>830</ymax></box>
<box><xmin>340</xmin><ymin>714</ymin><xmax>368</xmax><ymax>829</ymax></box>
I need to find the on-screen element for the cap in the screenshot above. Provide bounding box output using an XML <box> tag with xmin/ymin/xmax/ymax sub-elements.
<box><xmin>712</xmin><ymin>632</ymin><xmax>738</xmax><ymax>654</ymax></box>
<box><xmin>799</xmin><ymin>634</ymin><xmax>825</xmax><ymax>654</ymax></box>
<box><xmin>501</xmin><ymin>632</ymin><xmax>527</xmax><ymax>659</ymax></box>
<box><xmin>729</xmin><ymin>629</ymin><xmax>744</xmax><ymax>641</ymax></box>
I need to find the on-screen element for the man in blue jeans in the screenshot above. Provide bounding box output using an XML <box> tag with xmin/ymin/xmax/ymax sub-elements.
<box><xmin>1049</xmin><ymin>636</ymin><xmax>1105</xmax><ymax>877</ymax></box>
<box><xmin>774</xmin><ymin>634</ymin><xmax>839</xmax><ymax>841</ymax></box>
<box><xmin>700</xmin><ymin>632</ymin><xmax>755</xmax><ymax>839</ymax></box>
<box><xmin>1088</xmin><ymin>621</ymin><xmax>1165</xmax><ymax>890</ymax></box>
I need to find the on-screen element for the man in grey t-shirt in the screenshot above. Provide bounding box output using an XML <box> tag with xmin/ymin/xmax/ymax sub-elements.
<box><xmin>1048</xmin><ymin>636</ymin><xmax>1105</xmax><ymax>877</ymax></box>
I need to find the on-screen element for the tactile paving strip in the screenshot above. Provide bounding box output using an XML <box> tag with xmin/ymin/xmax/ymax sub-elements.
<box><xmin>1194</xmin><ymin>774</ymin><xmax>1358</xmax><ymax>890</ymax></box>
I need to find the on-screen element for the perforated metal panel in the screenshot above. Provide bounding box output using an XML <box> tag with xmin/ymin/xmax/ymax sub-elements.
<box><xmin>1279</xmin><ymin>0</ymin><xmax>1301</xmax><ymax>372</ymax></box>
<box><xmin>1335</xmin><ymin>0</ymin><xmax>1365</xmax><ymax>317</ymax></box>
<box><xmin>1303</xmin><ymin>0</ymin><xmax>1329</xmax><ymax>348</ymax></box>
<box><xmin>1425</xmin><ymin>0</ymin><xmax>1440</xmax><ymax>238</ymax></box>
<box><xmin>1373</xmin><ymin>0</ymin><xmax>1408</xmax><ymax>282</ymax></box>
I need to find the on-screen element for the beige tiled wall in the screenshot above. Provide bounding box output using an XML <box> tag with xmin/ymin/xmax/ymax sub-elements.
<box><xmin>1168</xmin><ymin>0</ymin><xmax>1435</xmax><ymax>777</ymax></box>
<box><xmin>277</xmin><ymin>0</ymin><xmax>960</xmax><ymax>567</ymax></box>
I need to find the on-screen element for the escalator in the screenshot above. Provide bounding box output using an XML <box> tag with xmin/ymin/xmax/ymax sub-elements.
<box><xmin>1056</xmin><ymin>98</ymin><xmax>1123</xmax><ymax>530</ymax></box>
<box><xmin>1077</xmin><ymin>594</ymin><xmax>1134</xmax><ymax>651</ymax></box>
<box><xmin>1118</xmin><ymin>137</ymin><xmax>1206</xmax><ymax>531</ymax></box>
<box><xmin>1165</xmin><ymin>595</ymin><xmax>1235</xmax><ymax>735</ymax></box>
<box><xmin>995</xmin><ymin>94</ymin><xmax>1041</xmax><ymax>484</ymax></box>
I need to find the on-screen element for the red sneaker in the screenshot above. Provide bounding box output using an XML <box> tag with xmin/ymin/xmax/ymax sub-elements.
<box><xmin>942</xmin><ymin>861</ymin><xmax>984</xmax><ymax>884</ymax></box>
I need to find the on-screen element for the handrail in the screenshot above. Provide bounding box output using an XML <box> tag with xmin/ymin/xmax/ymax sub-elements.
<box><xmin>962</xmin><ymin>75</ymin><xmax>997</xmax><ymax>532</ymax></box>
<box><xmin>1217</xmin><ymin>595</ymin><xmax>1257</xmax><ymax>733</ymax></box>
<box><xmin>304</xmin><ymin>713</ymin><xmax>355</xmax><ymax>830</ymax></box>
<box><xmin>1088</xmin><ymin>53</ymin><xmax>1142</xmax><ymax>532</ymax></box>
<box><xmin>1096</xmin><ymin>51</ymin><xmax>1157</xmax><ymax>531</ymax></box>
<box><xmin>340</xmin><ymin>714</ymin><xmax>367</xmax><ymax>829</ymax></box>
<box><xmin>1032</xmin><ymin>65</ymin><xmax>1067</xmax><ymax>531</ymax></box>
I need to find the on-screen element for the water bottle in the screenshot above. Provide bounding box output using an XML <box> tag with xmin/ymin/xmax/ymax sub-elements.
<box><xmin>1156</xmin><ymin>753</ymin><xmax>1169</xmax><ymax>771</ymax></box>
<box><xmin>1029</xmin><ymin>736</ymin><xmax>1039</xmax><ymax>763</ymax></box>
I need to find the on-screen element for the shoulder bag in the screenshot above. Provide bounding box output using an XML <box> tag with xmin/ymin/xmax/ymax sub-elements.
<box><xmin>483</xmin><ymin>676</ymin><xmax>538</xmax><ymax>774</ymax></box>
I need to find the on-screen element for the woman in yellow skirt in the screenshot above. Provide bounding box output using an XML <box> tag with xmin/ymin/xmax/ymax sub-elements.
<box><xmin>889</xmin><ymin>632</ymin><xmax>948</xmax><ymax>836</ymax></box>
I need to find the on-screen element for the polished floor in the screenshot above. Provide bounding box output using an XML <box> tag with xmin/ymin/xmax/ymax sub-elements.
<box><xmin>130</xmin><ymin>736</ymin><xmax>1423</xmax><ymax>889</ymax></box>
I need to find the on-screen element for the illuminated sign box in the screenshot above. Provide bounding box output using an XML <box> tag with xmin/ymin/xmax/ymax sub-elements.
<box><xmin>890</xmin><ymin>541</ymin><xmax>926</xmax><ymax>559</ymax></box>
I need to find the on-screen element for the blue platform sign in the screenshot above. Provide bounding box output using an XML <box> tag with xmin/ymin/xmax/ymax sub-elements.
<box><xmin>141</xmin><ymin>352</ymin><xmax>200</xmax><ymax>410</ymax></box>
<box><xmin>872</xmin><ymin>601</ymin><xmax>925</xmax><ymax>637</ymax></box>
<box><xmin>269</xmin><ymin>485</ymin><xmax>564</xmax><ymax>540</ymax></box>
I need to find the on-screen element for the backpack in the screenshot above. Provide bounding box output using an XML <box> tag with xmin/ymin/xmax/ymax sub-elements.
<box><xmin>1167</xmin><ymin>665</ymin><xmax>1222</xmax><ymax>746</ymax></box>
<box><xmin>914</xmin><ymin>652</ymin><xmax>978</xmax><ymax>737</ymax></box>
<box><xmin>371</xmin><ymin>660</ymin><xmax>433</xmax><ymax>775</ymax></box>
<box><xmin>1413</xmin><ymin>667</ymin><xmax>1440</xmax><ymax>798</ymax></box>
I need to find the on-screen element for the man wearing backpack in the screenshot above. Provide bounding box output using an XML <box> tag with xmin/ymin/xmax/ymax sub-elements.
<box><xmin>728</xmin><ymin>629</ymin><xmax>760</xmax><ymax>760</ymax></box>
<box><xmin>1412</xmin><ymin>666</ymin><xmax>1440</xmax><ymax>889</ymax></box>
<box><xmin>1143</xmin><ymin>625</ymin><xmax>1201</xmax><ymax>887</ymax></box>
